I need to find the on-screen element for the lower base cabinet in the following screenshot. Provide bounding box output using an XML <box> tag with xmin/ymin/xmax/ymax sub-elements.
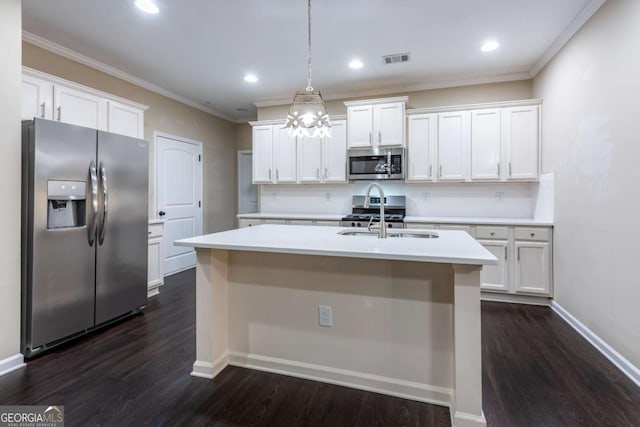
<box><xmin>148</xmin><ymin>221</ymin><xmax>165</xmax><ymax>298</ymax></box>
<box><xmin>405</xmin><ymin>222</ymin><xmax>553</xmax><ymax>298</ymax></box>
<box><xmin>238</xmin><ymin>218</ymin><xmax>340</xmax><ymax>228</ymax></box>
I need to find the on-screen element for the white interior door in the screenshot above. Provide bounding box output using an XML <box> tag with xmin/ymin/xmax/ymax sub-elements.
<box><xmin>156</xmin><ymin>133</ymin><xmax>203</xmax><ymax>276</ymax></box>
<box><xmin>238</xmin><ymin>150</ymin><xmax>258</xmax><ymax>214</ymax></box>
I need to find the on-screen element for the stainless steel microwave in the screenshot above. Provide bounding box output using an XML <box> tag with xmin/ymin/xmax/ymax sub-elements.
<box><xmin>348</xmin><ymin>147</ymin><xmax>405</xmax><ymax>180</ymax></box>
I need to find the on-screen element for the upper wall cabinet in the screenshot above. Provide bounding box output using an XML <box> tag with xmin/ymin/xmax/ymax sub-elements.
<box><xmin>345</xmin><ymin>97</ymin><xmax>407</xmax><ymax>148</ymax></box>
<box><xmin>406</xmin><ymin>100</ymin><xmax>541</xmax><ymax>183</ymax></box>
<box><xmin>21</xmin><ymin>68</ymin><xmax>147</xmax><ymax>139</ymax></box>
<box><xmin>251</xmin><ymin>120</ymin><xmax>347</xmax><ymax>185</ymax></box>
<box><xmin>504</xmin><ymin>106</ymin><xmax>539</xmax><ymax>180</ymax></box>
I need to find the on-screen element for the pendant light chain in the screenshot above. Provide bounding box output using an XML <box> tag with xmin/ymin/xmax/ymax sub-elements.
<box><xmin>306</xmin><ymin>0</ymin><xmax>313</xmax><ymax>91</ymax></box>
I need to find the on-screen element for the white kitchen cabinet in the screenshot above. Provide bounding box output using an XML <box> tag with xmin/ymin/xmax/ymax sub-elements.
<box><xmin>505</xmin><ymin>106</ymin><xmax>539</xmax><ymax>180</ymax></box>
<box><xmin>107</xmin><ymin>100</ymin><xmax>144</xmax><ymax>139</ymax></box>
<box><xmin>21</xmin><ymin>74</ymin><xmax>53</xmax><ymax>120</ymax></box>
<box><xmin>274</xmin><ymin>127</ymin><xmax>297</xmax><ymax>183</ymax></box>
<box><xmin>238</xmin><ymin>218</ymin><xmax>263</xmax><ymax>228</ymax></box>
<box><xmin>345</xmin><ymin>97</ymin><xmax>406</xmax><ymax>148</ymax></box>
<box><xmin>437</xmin><ymin>111</ymin><xmax>470</xmax><ymax>181</ymax></box>
<box><xmin>471</xmin><ymin>109</ymin><xmax>502</xmax><ymax>180</ymax></box>
<box><xmin>148</xmin><ymin>221</ymin><xmax>165</xmax><ymax>298</ymax></box>
<box><xmin>314</xmin><ymin>220</ymin><xmax>339</xmax><ymax>226</ymax></box>
<box><xmin>514</xmin><ymin>241</ymin><xmax>551</xmax><ymax>295</ymax></box>
<box><xmin>407</xmin><ymin>113</ymin><xmax>437</xmax><ymax>181</ymax></box>
<box><xmin>54</xmin><ymin>84</ymin><xmax>106</xmax><ymax>130</ymax></box>
<box><xmin>323</xmin><ymin>120</ymin><xmax>347</xmax><ymax>182</ymax></box>
<box><xmin>252</xmin><ymin>125</ymin><xmax>275</xmax><ymax>183</ymax></box>
<box><xmin>298</xmin><ymin>135</ymin><xmax>323</xmax><ymax>183</ymax></box>
<box><xmin>478</xmin><ymin>240</ymin><xmax>509</xmax><ymax>293</ymax></box>
<box><xmin>347</xmin><ymin>105</ymin><xmax>373</xmax><ymax>148</ymax></box>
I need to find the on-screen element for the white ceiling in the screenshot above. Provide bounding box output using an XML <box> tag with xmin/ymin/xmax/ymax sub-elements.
<box><xmin>22</xmin><ymin>0</ymin><xmax>598</xmax><ymax>122</ymax></box>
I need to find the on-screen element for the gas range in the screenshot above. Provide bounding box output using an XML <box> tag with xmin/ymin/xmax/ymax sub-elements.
<box><xmin>340</xmin><ymin>195</ymin><xmax>406</xmax><ymax>229</ymax></box>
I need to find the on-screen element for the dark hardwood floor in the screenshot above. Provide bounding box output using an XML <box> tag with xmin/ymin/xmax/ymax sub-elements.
<box><xmin>1</xmin><ymin>269</ymin><xmax>639</xmax><ymax>426</ymax></box>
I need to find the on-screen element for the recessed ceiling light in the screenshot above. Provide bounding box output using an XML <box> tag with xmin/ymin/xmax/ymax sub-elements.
<box><xmin>135</xmin><ymin>0</ymin><xmax>159</xmax><ymax>14</ymax></box>
<box><xmin>244</xmin><ymin>74</ymin><xmax>258</xmax><ymax>83</ymax></box>
<box><xmin>349</xmin><ymin>59</ymin><xmax>364</xmax><ymax>69</ymax></box>
<box><xmin>481</xmin><ymin>40</ymin><xmax>500</xmax><ymax>52</ymax></box>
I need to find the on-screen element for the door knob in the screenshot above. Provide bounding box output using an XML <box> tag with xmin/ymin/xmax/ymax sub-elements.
<box><xmin>159</xmin><ymin>211</ymin><xmax>166</xmax><ymax>217</ymax></box>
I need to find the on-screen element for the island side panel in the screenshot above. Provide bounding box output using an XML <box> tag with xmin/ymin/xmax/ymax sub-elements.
<box><xmin>191</xmin><ymin>248</ymin><xmax>229</xmax><ymax>379</ymax></box>
<box><xmin>452</xmin><ymin>264</ymin><xmax>486</xmax><ymax>427</ymax></box>
<box><xmin>225</xmin><ymin>251</ymin><xmax>455</xmax><ymax>406</ymax></box>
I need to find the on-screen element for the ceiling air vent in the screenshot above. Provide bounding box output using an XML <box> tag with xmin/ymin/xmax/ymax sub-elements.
<box><xmin>382</xmin><ymin>52</ymin><xmax>410</xmax><ymax>65</ymax></box>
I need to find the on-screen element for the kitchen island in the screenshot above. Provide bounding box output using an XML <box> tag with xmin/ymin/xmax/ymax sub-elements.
<box><xmin>176</xmin><ymin>225</ymin><xmax>496</xmax><ymax>427</ymax></box>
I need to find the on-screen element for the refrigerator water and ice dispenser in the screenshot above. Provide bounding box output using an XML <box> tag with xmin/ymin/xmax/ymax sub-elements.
<box><xmin>47</xmin><ymin>180</ymin><xmax>87</xmax><ymax>229</ymax></box>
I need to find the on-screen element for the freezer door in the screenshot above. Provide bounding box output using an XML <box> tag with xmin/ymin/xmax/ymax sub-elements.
<box><xmin>95</xmin><ymin>131</ymin><xmax>148</xmax><ymax>324</ymax></box>
<box><xmin>24</xmin><ymin>119</ymin><xmax>97</xmax><ymax>349</ymax></box>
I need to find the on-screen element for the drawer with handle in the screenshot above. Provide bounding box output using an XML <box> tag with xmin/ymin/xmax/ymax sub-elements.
<box><xmin>514</xmin><ymin>227</ymin><xmax>551</xmax><ymax>241</ymax></box>
<box><xmin>148</xmin><ymin>223</ymin><xmax>163</xmax><ymax>238</ymax></box>
<box><xmin>475</xmin><ymin>226</ymin><xmax>508</xmax><ymax>239</ymax></box>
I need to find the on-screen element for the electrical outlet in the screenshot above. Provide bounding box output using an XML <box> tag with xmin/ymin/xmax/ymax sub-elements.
<box><xmin>271</xmin><ymin>192</ymin><xmax>277</xmax><ymax>200</ymax></box>
<box><xmin>423</xmin><ymin>192</ymin><xmax>430</xmax><ymax>201</ymax></box>
<box><xmin>495</xmin><ymin>192</ymin><xmax>504</xmax><ymax>202</ymax></box>
<box><xmin>318</xmin><ymin>305</ymin><xmax>333</xmax><ymax>327</ymax></box>
<box><xmin>325</xmin><ymin>192</ymin><xmax>331</xmax><ymax>201</ymax></box>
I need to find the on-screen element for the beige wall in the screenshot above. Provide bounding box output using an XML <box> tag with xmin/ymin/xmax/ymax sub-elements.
<box><xmin>235</xmin><ymin>123</ymin><xmax>252</xmax><ymax>151</ymax></box>
<box><xmin>0</xmin><ymin>0</ymin><xmax>22</xmax><ymax>362</ymax></box>
<box><xmin>23</xmin><ymin>42</ymin><xmax>237</xmax><ymax>234</ymax></box>
<box><xmin>257</xmin><ymin>80</ymin><xmax>532</xmax><ymax>120</ymax></box>
<box><xmin>533</xmin><ymin>0</ymin><xmax>640</xmax><ymax>367</ymax></box>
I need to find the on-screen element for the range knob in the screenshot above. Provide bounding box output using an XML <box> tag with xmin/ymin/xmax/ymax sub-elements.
<box><xmin>356</xmin><ymin>223</ymin><xmax>362</xmax><ymax>227</ymax></box>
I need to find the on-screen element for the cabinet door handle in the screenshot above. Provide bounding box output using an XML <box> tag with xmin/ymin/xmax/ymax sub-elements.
<box><xmin>324</xmin><ymin>168</ymin><xmax>328</xmax><ymax>179</ymax></box>
<box><xmin>509</xmin><ymin>162</ymin><xmax>512</xmax><ymax>177</ymax></box>
<box><xmin>57</xmin><ymin>106</ymin><xmax>61</xmax><ymax>121</ymax></box>
<box><xmin>378</xmin><ymin>131</ymin><xmax>382</xmax><ymax>143</ymax></box>
<box><xmin>429</xmin><ymin>165</ymin><xmax>432</xmax><ymax>178</ymax></box>
<box><xmin>369</xmin><ymin>132</ymin><xmax>372</xmax><ymax>144</ymax></box>
<box><xmin>439</xmin><ymin>165</ymin><xmax>443</xmax><ymax>178</ymax></box>
<box><xmin>497</xmin><ymin>162</ymin><xmax>500</xmax><ymax>176</ymax></box>
<box><xmin>517</xmin><ymin>247</ymin><xmax>521</xmax><ymax>261</ymax></box>
<box><xmin>316</xmin><ymin>168</ymin><xmax>320</xmax><ymax>179</ymax></box>
<box><xmin>276</xmin><ymin>169</ymin><xmax>280</xmax><ymax>180</ymax></box>
<box><xmin>268</xmin><ymin>169</ymin><xmax>272</xmax><ymax>180</ymax></box>
<box><xmin>40</xmin><ymin>102</ymin><xmax>45</xmax><ymax>119</ymax></box>
<box><xmin>504</xmin><ymin>246</ymin><xmax>507</xmax><ymax>260</ymax></box>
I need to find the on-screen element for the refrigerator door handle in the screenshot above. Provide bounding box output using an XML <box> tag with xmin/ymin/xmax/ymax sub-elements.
<box><xmin>88</xmin><ymin>161</ymin><xmax>99</xmax><ymax>246</ymax></box>
<box><xmin>98</xmin><ymin>162</ymin><xmax>109</xmax><ymax>245</ymax></box>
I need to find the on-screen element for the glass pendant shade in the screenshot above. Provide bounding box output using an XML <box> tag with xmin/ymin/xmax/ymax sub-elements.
<box><xmin>285</xmin><ymin>90</ymin><xmax>332</xmax><ymax>138</ymax></box>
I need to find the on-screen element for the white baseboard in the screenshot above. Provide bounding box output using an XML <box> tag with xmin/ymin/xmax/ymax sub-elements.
<box><xmin>227</xmin><ymin>351</ymin><xmax>452</xmax><ymax>408</ymax></box>
<box><xmin>551</xmin><ymin>301</ymin><xmax>640</xmax><ymax>389</ymax></box>
<box><xmin>191</xmin><ymin>353</ymin><xmax>228</xmax><ymax>380</ymax></box>
<box><xmin>147</xmin><ymin>287</ymin><xmax>160</xmax><ymax>298</ymax></box>
<box><xmin>453</xmin><ymin>410</ymin><xmax>487</xmax><ymax>427</ymax></box>
<box><xmin>0</xmin><ymin>354</ymin><xmax>25</xmax><ymax>378</ymax></box>
<box><xmin>481</xmin><ymin>292</ymin><xmax>551</xmax><ymax>306</ymax></box>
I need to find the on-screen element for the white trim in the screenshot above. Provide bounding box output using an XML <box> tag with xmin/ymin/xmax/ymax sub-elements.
<box><xmin>23</xmin><ymin>31</ymin><xmax>236</xmax><ymax>122</ymax></box>
<box><xmin>481</xmin><ymin>292</ymin><xmax>551</xmax><ymax>306</ymax></box>
<box><xmin>0</xmin><ymin>354</ymin><xmax>26</xmax><ymax>378</ymax></box>
<box><xmin>407</xmin><ymin>99</ymin><xmax>542</xmax><ymax>115</ymax></box>
<box><xmin>191</xmin><ymin>353</ymin><xmax>229</xmax><ymax>379</ymax></box>
<box><xmin>254</xmin><ymin>72</ymin><xmax>531</xmax><ymax>108</ymax></box>
<box><xmin>343</xmin><ymin>96</ymin><xmax>409</xmax><ymax>107</ymax></box>
<box><xmin>551</xmin><ymin>301</ymin><xmax>640</xmax><ymax>389</ymax></box>
<box><xmin>227</xmin><ymin>351</ymin><xmax>453</xmax><ymax>407</ymax></box>
<box><xmin>453</xmin><ymin>410</ymin><xmax>487</xmax><ymax>427</ymax></box>
<box><xmin>529</xmin><ymin>0</ymin><xmax>607</xmax><ymax>76</ymax></box>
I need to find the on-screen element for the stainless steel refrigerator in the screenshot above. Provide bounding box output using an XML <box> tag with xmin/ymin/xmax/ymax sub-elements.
<box><xmin>21</xmin><ymin>118</ymin><xmax>148</xmax><ymax>357</ymax></box>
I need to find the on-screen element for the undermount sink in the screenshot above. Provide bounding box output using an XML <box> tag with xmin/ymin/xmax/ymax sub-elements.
<box><xmin>338</xmin><ymin>230</ymin><xmax>439</xmax><ymax>239</ymax></box>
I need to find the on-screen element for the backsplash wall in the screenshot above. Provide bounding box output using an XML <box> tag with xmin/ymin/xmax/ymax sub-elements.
<box><xmin>259</xmin><ymin>181</ymin><xmax>539</xmax><ymax>218</ymax></box>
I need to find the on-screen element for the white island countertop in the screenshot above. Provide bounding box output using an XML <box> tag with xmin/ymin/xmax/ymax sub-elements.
<box><xmin>176</xmin><ymin>224</ymin><xmax>497</xmax><ymax>266</ymax></box>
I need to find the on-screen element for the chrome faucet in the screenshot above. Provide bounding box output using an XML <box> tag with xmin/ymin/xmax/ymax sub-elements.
<box><xmin>363</xmin><ymin>182</ymin><xmax>387</xmax><ymax>238</ymax></box>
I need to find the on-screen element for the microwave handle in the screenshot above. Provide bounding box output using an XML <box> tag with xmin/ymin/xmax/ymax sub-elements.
<box><xmin>387</xmin><ymin>151</ymin><xmax>392</xmax><ymax>177</ymax></box>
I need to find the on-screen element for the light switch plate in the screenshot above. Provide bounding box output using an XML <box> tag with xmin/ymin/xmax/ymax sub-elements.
<box><xmin>318</xmin><ymin>305</ymin><xmax>333</xmax><ymax>327</ymax></box>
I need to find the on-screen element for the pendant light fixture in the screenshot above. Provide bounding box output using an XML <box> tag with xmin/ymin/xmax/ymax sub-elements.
<box><xmin>284</xmin><ymin>0</ymin><xmax>332</xmax><ymax>138</ymax></box>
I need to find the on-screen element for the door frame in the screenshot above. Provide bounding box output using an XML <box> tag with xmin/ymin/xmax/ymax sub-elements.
<box><xmin>153</xmin><ymin>131</ymin><xmax>204</xmax><ymax>275</ymax></box>
<box><xmin>237</xmin><ymin>149</ymin><xmax>259</xmax><ymax>217</ymax></box>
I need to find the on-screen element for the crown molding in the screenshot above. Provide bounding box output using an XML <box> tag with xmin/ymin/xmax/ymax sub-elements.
<box><xmin>343</xmin><ymin>96</ymin><xmax>409</xmax><ymax>107</ymax></box>
<box><xmin>254</xmin><ymin>72</ymin><xmax>532</xmax><ymax>108</ymax></box>
<box><xmin>22</xmin><ymin>31</ymin><xmax>236</xmax><ymax>123</ymax></box>
<box><xmin>529</xmin><ymin>0</ymin><xmax>607</xmax><ymax>77</ymax></box>
<box><xmin>406</xmin><ymin>98</ymin><xmax>542</xmax><ymax>115</ymax></box>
